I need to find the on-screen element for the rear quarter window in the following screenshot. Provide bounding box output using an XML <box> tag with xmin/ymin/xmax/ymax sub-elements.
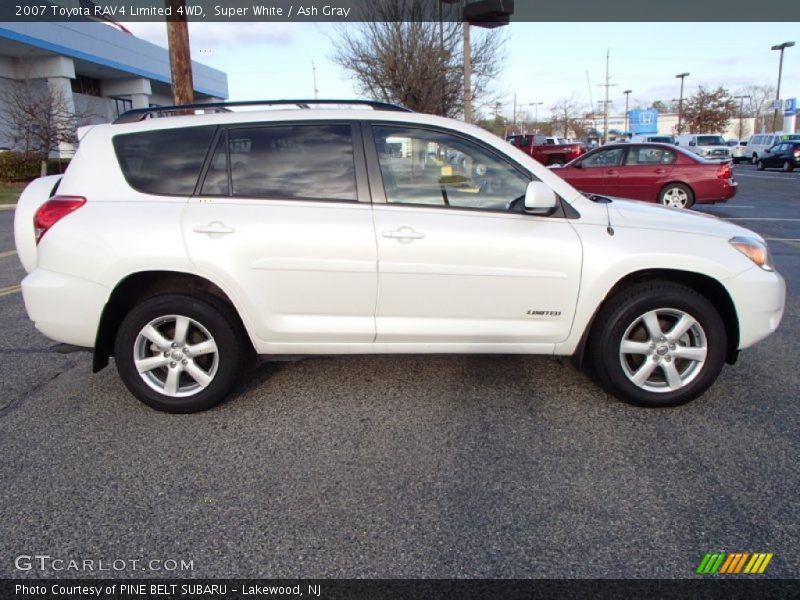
<box><xmin>113</xmin><ymin>126</ymin><xmax>216</xmax><ymax>196</ymax></box>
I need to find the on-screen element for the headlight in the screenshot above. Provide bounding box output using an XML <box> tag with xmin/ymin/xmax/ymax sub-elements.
<box><xmin>729</xmin><ymin>236</ymin><xmax>774</xmax><ymax>271</ymax></box>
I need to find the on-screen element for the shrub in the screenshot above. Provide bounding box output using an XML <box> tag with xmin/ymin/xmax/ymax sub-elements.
<box><xmin>0</xmin><ymin>152</ymin><xmax>71</xmax><ymax>181</ymax></box>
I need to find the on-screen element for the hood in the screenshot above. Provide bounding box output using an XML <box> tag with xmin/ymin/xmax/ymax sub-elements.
<box><xmin>608</xmin><ymin>198</ymin><xmax>761</xmax><ymax>240</ymax></box>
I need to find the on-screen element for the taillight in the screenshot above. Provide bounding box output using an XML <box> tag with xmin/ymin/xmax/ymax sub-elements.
<box><xmin>794</xmin><ymin>150</ymin><xmax>800</xmax><ymax>158</ymax></box>
<box><xmin>717</xmin><ymin>163</ymin><xmax>732</xmax><ymax>180</ymax></box>
<box><xmin>34</xmin><ymin>196</ymin><xmax>86</xmax><ymax>244</ymax></box>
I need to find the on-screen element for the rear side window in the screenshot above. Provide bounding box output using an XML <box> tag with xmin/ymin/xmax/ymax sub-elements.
<box><xmin>113</xmin><ymin>126</ymin><xmax>216</xmax><ymax>195</ymax></box>
<box><xmin>201</xmin><ymin>124</ymin><xmax>357</xmax><ymax>201</ymax></box>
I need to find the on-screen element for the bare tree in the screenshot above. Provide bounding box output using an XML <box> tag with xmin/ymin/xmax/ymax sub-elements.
<box><xmin>549</xmin><ymin>97</ymin><xmax>582</xmax><ymax>139</ymax></box>
<box><xmin>680</xmin><ymin>86</ymin><xmax>737</xmax><ymax>134</ymax></box>
<box><xmin>0</xmin><ymin>78</ymin><xmax>86</xmax><ymax>176</ymax></box>
<box><xmin>738</xmin><ymin>84</ymin><xmax>777</xmax><ymax>133</ymax></box>
<box><xmin>330</xmin><ymin>0</ymin><xmax>505</xmax><ymax>118</ymax></box>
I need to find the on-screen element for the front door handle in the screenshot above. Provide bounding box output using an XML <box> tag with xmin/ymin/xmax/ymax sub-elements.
<box><xmin>654</xmin><ymin>168</ymin><xmax>667</xmax><ymax>175</ymax></box>
<box><xmin>605</xmin><ymin>169</ymin><xmax>619</xmax><ymax>175</ymax></box>
<box><xmin>193</xmin><ymin>221</ymin><xmax>235</xmax><ymax>237</ymax></box>
<box><xmin>382</xmin><ymin>226</ymin><xmax>425</xmax><ymax>242</ymax></box>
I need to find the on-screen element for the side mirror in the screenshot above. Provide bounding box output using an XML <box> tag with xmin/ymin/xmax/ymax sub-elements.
<box><xmin>524</xmin><ymin>181</ymin><xmax>558</xmax><ymax>214</ymax></box>
<box><xmin>764</xmin><ymin>148</ymin><xmax>771</xmax><ymax>154</ymax></box>
<box><xmin>688</xmin><ymin>141</ymin><xmax>696</xmax><ymax>146</ymax></box>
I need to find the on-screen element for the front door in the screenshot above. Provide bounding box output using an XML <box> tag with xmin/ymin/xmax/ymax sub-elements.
<box><xmin>367</xmin><ymin>124</ymin><xmax>583</xmax><ymax>345</ymax></box>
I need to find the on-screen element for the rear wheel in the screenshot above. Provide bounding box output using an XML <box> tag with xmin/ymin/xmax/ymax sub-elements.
<box><xmin>588</xmin><ymin>282</ymin><xmax>727</xmax><ymax>408</ymax></box>
<box><xmin>114</xmin><ymin>294</ymin><xmax>246</xmax><ymax>413</ymax></box>
<box><xmin>757</xmin><ymin>160</ymin><xmax>765</xmax><ymax>171</ymax></box>
<box><xmin>658</xmin><ymin>183</ymin><xmax>694</xmax><ymax>208</ymax></box>
<box><xmin>782</xmin><ymin>160</ymin><xmax>793</xmax><ymax>172</ymax></box>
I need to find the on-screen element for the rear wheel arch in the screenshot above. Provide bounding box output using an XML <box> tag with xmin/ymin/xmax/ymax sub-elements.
<box><xmin>572</xmin><ymin>269</ymin><xmax>740</xmax><ymax>371</ymax></box>
<box><xmin>93</xmin><ymin>271</ymin><xmax>254</xmax><ymax>372</ymax></box>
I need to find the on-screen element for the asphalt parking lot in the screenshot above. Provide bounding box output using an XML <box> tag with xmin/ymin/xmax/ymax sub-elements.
<box><xmin>0</xmin><ymin>162</ymin><xmax>797</xmax><ymax>579</ymax></box>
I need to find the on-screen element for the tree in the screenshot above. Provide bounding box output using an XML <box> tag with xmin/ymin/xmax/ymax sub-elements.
<box><xmin>0</xmin><ymin>78</ymin><xmax>85</xmax><ymax>176</ymax></box>
<box><xmin>651</xmin><ymin>100</ymin><xmax>669</xmax><ymax>114</ymax></box>
<box><xmin>738</xmin><ymin>84</ymin><xmax>777</xmax><ymax>133</ymax></box>
<box><xmin>549</xmin><ymin>97</ymin><xmax>582</xmax><ymax>139</ymax></box>
<box><xmin>330</xmin><ymin>0</ymin><xmax>505</xmax><ymax>118</ymax></box>
<box><xmin>680</xmin><ymin>86</ymin><xmax>737</xmax><ymax>134</ymax></box>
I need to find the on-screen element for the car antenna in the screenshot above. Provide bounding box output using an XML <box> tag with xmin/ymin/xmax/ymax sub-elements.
<box><xmin>605</xmin><ymin>202</ymin><xmax>615</xmax><ymax>236</ymax></box>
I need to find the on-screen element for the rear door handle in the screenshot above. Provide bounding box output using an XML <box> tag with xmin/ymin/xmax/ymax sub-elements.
<box><xmin>654</xmin><ymin>168</ymin><xmax>667</xmax><ymax>175</ymax></box>
<box><xmin>605</xmin><ymin>169</ymin><xmax>619</xmax><ymax>175</ymax></box>
<box><xmin>193</xmin><ymin>221</ymin><xmax>235</xmax><ymax>236</ymax></box>
<box><xmin>382</xmin><ymin>226</ymin><xmax>425</xmax><ymax>242</ymax></box>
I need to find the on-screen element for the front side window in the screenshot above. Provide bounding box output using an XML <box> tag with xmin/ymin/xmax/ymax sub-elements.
<box><xmin>581</xmin><ymin>148</ymin><xmax>624</xmax><ymax>167</ymax></box>
<box><xmin>113</xmin><ymin>126</ymin><xmax>216</xmax><ymax>196</ymax></box>
<box><xmin>372</xmin><ymin>125</ymin><xmax>530</xmax><ymax>211</ymax></box>
<box><xmin>203</xmin><ymin>124</ymin><xmax>357</xmax><ymax>201</ymax></box>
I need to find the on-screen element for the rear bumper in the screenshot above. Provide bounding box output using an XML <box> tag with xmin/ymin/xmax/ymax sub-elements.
<box><xmin>21</xmin><ymin>269</ymin><xmax>108</xmax><ymax>348</ymax></box>
<box><xmin>696</xmin><ymin>179</ymin><xmax>737</xmax><ymax>204</ymax></box>
<box><xmin>726</xmin><ymin>267</ymin><xmax>786</xmax><ymax>349</ymax></box>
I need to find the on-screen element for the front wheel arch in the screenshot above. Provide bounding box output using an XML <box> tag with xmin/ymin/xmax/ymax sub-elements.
<box><xmin>572</xmin><ymin>269</ymin><xmax>739</xmax><ymax>371</ymax></box>
<box><xmin>93</xmin><ymin>271</ymin><xmax>255</xmax><ymax>373</ymax></box>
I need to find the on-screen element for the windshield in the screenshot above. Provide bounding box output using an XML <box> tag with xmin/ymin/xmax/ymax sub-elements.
<box><xmin>697</xmin><ymin>136</ymin><xmax>726</xmax><ymax>146</ymax></box>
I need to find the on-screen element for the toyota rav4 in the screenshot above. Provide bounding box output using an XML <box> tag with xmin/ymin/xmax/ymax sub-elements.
<box><xmin>14</xmin><ymin>100</ymin><xmax>786</xmax><ymax>412</ymax></box>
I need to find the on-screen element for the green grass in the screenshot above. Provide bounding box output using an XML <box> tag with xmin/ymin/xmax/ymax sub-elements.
<box><xmin>0</xmin><ymin>183</ymin><xmax>25</xmax><ymax>204</ymax></box>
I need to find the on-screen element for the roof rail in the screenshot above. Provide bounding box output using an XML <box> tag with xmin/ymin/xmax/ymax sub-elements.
<box><xmin>113</xmin><ymin>99</ymin><xmax>413</xmax><ymax>124</ymax></box>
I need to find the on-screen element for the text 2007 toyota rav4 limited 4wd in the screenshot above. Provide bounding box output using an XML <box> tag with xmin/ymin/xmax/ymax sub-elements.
<box><xmin>14</xmin><ymin>100</ymin><xmax>786</xmax><ymax>413</ymax></box>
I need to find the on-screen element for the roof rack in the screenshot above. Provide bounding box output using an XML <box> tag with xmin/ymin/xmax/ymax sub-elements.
<box><xmin>113</xmin><ymin>99</ymin><xmax>413</xmax><ymax>124</ymax></box>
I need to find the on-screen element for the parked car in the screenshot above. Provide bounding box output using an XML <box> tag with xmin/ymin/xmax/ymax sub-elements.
<box><xmin>676</xmin><ymin>134</ymin><xmax>731</xmax><ymax>160</ymax></box>
<box><xmin>727</xmin><ymin>139</ymin><xmax>749</xmax><ymax>163</ymax></box>
<box><xmin>506</xmin><ymin>133</ymin><xmax>586</xmax><ymax>166</ymax></box>
<box><xmin>14</xmin><ymin>100</ymin><xmax>784</xmax><ymax>412</ymax></box>
<box><xmin>747</xmin><ymin>132</ymin><xmax>800</xmax><ymax>163</ymax></box>
<box><xmin>629</xmin><ymin>134</ymin><xmax>677</xmax><ymax>144</ymax></box>
<box><xmin>755</xmin><ymin>141</ymin><xmax>800</xmax><ymax>172</ymax></box>
<box><xmin>553</xmin><ymin>143</ymin><xmax>737</xmax><ymax>208</ymax></box>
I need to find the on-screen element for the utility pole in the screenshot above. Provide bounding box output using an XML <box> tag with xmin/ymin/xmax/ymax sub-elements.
<box><xmin>528</xmin><ymin>101</ymin><xmax>543</xmax><ymax>129</ymax></box>
<box><xmin>733</xmin><ymin>94</ymin><xmax>750</xmax><ymax>139</ymax></box>
<box><xmin>771</xmin><ymin>41</ymin><xmax>795</xmax><ymax>132</ymax></box>
<box><xmin>512</xmin><ymin>92</ymin><xmax>517</xmax><ymax>131</ymax></box>
<box><xmin>675</xmin><ymin>72</ymin><xmax>690</xmax><ymax>134</ymax></box>
<box><xmin>312</xmin><ymin>60</ymin><xmax>319</xmax><ymax>100</ymax></box>
<box><xmin>623</xmin><ymin>89</ymin><xmax>632</xmax><ymax>134</ymax></box>
<box><xmin>166</xmin><ymin>0</ymin><xmax>194</xmax><ymax>106</ymax></box>
<box><xmin>597</xmin><ymin>50</ymin><xmax>615</xmax><ymax>144</ymax></box>
<box><xmin>463</xmin><ymin>21</ymin><xmax>472</xmax><ymax>123</ymax></box>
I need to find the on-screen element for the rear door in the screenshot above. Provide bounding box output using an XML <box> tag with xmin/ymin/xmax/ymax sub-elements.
<box><xmin>366</xmin><ymin>123</ymin><xmax>582</xmax><ymax>345</ymax></box>
<box><xmin>183</xmin><ymin>121</ymin><xmax>378</xmax><ymax>347</ymax></box>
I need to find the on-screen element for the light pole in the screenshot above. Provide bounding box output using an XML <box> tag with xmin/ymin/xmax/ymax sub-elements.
<box><xmin>528</xmin><ymin>101</ymin><xmax>543</xmax><ymax>129</ymax></box>
<box><xmin>733</xmin><ymin>94</ymin><xmax>751</xmax><ymax>140</ymax></box>
<box><xmin>771</xmin><ymin>41</ymin><xmax>795</xmax><ymax>132</ymax></box>
<box><xmin>675</xmin><ymin>72</ymin><xmax>689</xmax><ymax>135</ymax></box>
<box><xmin>623</xmin><ymin>89</ymin><xmax>632</xmax><ymax>134</ymax></box>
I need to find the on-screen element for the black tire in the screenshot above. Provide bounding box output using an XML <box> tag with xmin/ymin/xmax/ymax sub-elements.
<box><xmin>751</xmin><ymin>154</ymin><xmax>758</xmax><ymax>164</ymax></box>
<box><xmin>757</xmin><ymin>160</ymin><xmax>765</xmax><ymax>171</ymax></box>
<box><xmin>782</xmin><ymin>160</ymin><xmax>793</xmax><ymax>173</ymax></box>
<box><xmin>114</xmin><ymin>293</ymin><xmax>246</xmax><ymax>413</ymax></box>
<box><xmin>658</xmin><ymin>183</ymin><xmax>694</xmax><ymax>208</ymax></box>
<box><xmin>588</xmin><ymin>282</ymin><xmax>727</xmax><ymax>408</ymax></box>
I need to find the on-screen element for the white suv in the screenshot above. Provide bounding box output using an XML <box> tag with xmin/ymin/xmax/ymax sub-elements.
<box><xmin>14</xmin><ymin>100</ymin><xmax>785</xmax><ymax>412</ymax></box>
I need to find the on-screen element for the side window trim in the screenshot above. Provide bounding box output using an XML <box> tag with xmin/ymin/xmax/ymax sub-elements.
<box><xmin>362</xmin><ymin>121</ymin><xmax>534</xmax><ymax>207</ymax></box>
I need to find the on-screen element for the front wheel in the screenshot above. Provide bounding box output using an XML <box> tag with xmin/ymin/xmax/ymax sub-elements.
<box><xmin>114</xmin><ymin>294</ymin><xmax>246</xmax><ymax>413</ymax></box>
<box><xmin>588</xmin><ymin>282</ymin><xmax>727</xmax><ymax>407</ymax></box>
<box><xmin>658</xmin><ymin>183</ymin><xmax>694</xmax><ymax>208</ymax></box>
<box><xmin>782</xmin><ymin>160</ymin><xmax>793</xmax><ymax>172</ymax></box>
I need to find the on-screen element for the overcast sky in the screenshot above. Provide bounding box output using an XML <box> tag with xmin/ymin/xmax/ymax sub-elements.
<box><xmin>121</xmin><ymin>21</ymin><xmax>799</xmax><ymax>119</ymax></box>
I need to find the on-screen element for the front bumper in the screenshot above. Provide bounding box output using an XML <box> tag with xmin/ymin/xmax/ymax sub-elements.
<box><xmin>726</xmin><ymin>266</ymin><xmax>786</xmax><ymax>349</ymax></box>
<box><xmin>21</xmin><ymin>269</ymin><xmax>109</xmax><ymax>348</ymax></box>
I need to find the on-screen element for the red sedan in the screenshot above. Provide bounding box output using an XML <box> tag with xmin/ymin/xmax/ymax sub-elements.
<box><xmin>554</xmin><ymin>143</ymin><xmax>737</xmax><ymax>208</ymax></box>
